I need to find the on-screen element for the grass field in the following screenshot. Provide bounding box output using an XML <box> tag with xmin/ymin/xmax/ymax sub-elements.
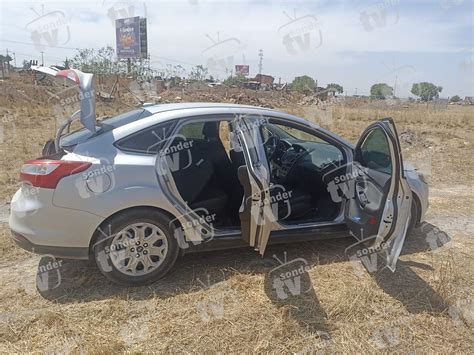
<box><xmin>0</xmin><ymin>77</ymin><xmax>472</xmax><ymax>352</ymax></box>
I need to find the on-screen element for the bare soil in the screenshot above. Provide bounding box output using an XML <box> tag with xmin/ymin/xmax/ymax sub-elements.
<box><xmin>0</xmin><ymin>74</ymin><xmax>472</xmax><ymax>353</ymax></box>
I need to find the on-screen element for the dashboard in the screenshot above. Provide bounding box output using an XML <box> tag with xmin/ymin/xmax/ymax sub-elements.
<box><xmin>265</xmin><ymin>137</ymin><xmax>344</xmax><ymax>184</ymax></box>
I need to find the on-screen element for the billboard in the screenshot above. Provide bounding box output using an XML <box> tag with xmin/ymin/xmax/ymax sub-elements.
<box><xmin>116</xmin><ymin>16</ymin><xmax>147</xmax><ymax>59</ymax></box>
<box><xmin>235</xmin><ymin>65</ymin><xmax>249</xmax><ymax>76</ymax></box>
<box><xmin>139</xmin><ymin>18</ymin><xmax>147</xmax><ymax>58</ymax></box>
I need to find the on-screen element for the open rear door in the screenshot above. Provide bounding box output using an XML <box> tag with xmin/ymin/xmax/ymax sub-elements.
<box><xmin>345</xmin><ymin>118</ymin><xmax>411</xmax><ymax>271</ymax></box>
<box><xmin>232</xmin><ymin>115</ymin><xmax>274</xmax><ymax>255</ymax></box>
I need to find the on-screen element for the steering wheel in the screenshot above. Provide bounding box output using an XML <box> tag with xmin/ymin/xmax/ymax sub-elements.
<box><xmin>278</xmin><ymin>147</ymin><xmax>313</xmax><ymax>183</ymax></box>
<box><xmin>263</xmin><ymin>135</ymin><xmax>280</xmax><ymax>160</ymax></box>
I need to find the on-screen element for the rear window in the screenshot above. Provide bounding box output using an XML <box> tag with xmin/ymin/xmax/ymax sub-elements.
<box><xmin>115</xmin><ymin>121</ymin><xmax>176</xmax><ymax>153</ymax></box>
<box><xmin>60</xmin><ymin>109</ymin><xmax>152</xmax><ymax>148</ymax></box>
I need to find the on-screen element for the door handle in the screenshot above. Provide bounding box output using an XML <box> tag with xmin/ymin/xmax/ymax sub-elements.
<box><xmin>358</xmin><ymin>190</ymin><xmax>368</xmax><ymax>207</ymax></box>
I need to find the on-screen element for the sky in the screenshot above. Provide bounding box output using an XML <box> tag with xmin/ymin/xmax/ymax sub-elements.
<box><xmin>0</xmin><ymin>0</ymin><xmax>473</xmax><ymax>97</ymax></box>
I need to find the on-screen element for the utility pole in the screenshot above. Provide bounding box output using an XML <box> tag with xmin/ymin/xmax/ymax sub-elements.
<box><xmin>6</xmin><ymin>48</ymin><xmax>9</xmax><ymax>71</ymax></box>
<box><xmin>258</xmin><ymin>49</ymin><xmax>263</xmax><ymax>76</ymax></box>
<box><xmin>13</xmin><ymin>52</ymin><xmax>16</xmax><ymax>68</ymax></box>
<box><xmin>393</xmin><ymin>75</ymin><xmax>398</xmax><ymax>97</ymax></box>
<box><xmin>40</xmin><ymin>51</ymin><xmax>44</xmax><ymax>66</ymax></box>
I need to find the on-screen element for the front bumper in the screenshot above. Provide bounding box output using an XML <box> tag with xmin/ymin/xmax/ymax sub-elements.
<box><xmin>405</xmin><ymin>169</ymin><xmax>429</xmax><ymax>224</ymax></box>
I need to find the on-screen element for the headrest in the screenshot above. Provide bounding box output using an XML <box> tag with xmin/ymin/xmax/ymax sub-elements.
<box><xmin>202</xmin><ymin>122</ymin><xmax>219</xmax><ymax>140</ymax></box>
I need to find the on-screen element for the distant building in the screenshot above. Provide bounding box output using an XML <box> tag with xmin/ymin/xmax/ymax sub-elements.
<box><xmin>464</xmin><ymin>96</ymin><xmax>473</xmax><ymax>105</ymax></box>
<box><xmin>243</xmin><ymin>81</ymin><xmax>260</xmax><ymax>90</ymax></box>
<box><xmin>255</xmin><ymin>74</ymin><xmax>274</xmax><ymax>87</ymax></box>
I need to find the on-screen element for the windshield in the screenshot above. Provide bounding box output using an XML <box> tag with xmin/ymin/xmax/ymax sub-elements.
<box><xmin>60</xmin><ymin>108</ymin><xmax>152</xmax><ymax>147</ymax></box>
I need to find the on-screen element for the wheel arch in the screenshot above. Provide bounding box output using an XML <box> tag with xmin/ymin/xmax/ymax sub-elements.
<box><xmin>412</xmin><ymin>192</ymin><xmax>422</xmax><ymax>227</ymax></box>
<box><xmin>87</xmin><ymin>205</ymin><xmax>181</xmax><ymax>258</ymax></box>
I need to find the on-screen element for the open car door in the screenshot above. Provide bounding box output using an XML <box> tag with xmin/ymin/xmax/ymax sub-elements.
<box><xmin>345</xmin><ymin>118</ymin><xmax>412</xmax><ymax>272</ymax></box>
<box><xmin>232</xmin><ymin>115</ymin><xmax>274</xmax><ymax>255</ymax></box>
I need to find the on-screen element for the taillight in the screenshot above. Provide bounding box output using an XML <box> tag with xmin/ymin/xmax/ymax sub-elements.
<box><xmin>20</xmin><ymin>160</ymin><xmax>92</xmax><ymax>189</ymax></box>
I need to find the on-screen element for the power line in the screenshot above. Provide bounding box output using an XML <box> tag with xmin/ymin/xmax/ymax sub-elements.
<box><xmin>0</xmin><ymin>39</ymin><xmax>81</xmax><ymax>51</ymax></box>
<box><xmin>1</xmin><ymin>39</ymin><xmax>239</xmax><ymax>76</ymax></box>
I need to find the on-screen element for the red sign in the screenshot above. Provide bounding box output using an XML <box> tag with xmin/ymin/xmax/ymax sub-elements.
<box><xmin>235</xmin><ymin>65</ymin><xmax>249</xmax><ymax>76</ymax></box>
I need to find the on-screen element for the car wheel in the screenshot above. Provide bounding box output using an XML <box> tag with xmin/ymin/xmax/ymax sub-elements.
<box><xmin>92</xmin><ymin>208</ymin><xmax>180</xmax><ymax>286</ymax></box>
<box><xmin>407</xmin><ymin>199</ymin><xmax>419</xmax><ymax>237</ymax></box>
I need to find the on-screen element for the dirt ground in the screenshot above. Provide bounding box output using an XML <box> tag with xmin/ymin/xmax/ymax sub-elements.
<box><xmin>0</xmin><ymin>75</ymin><xmax>472</xmax><ymax>353</ymax></box>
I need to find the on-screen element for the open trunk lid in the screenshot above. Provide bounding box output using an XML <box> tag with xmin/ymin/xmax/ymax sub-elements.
<box><xmin>31</xmin><ymin>66</ymin><xmax>96</xmax><ymax>133</ymax></box>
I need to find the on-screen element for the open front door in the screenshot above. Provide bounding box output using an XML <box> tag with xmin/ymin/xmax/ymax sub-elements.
<box><xmin>232</xmin><ymin>115</ymin><xmax>274</xmax><ymax>255</ymax></box>
<box><xmin>345</xmin><ymin>118</ymin><xmax>411</xmax><ymax>271</ymax></box>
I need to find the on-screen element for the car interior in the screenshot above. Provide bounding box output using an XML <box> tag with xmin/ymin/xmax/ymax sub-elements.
<box><xmin>169</xmin><ymin>119</ymin><xmax>346</xmax><ymax>228</ymax></box>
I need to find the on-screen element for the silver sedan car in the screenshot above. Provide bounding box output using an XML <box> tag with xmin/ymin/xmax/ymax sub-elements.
<box><xmin>9</xmin><ymin>69</ymin><xmax>428</xmax><ymax>286</ymax></box>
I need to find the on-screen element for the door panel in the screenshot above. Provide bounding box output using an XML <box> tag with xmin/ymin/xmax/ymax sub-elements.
<box><xmin>345</xmin><ymin>163</ymin><xmax>391</xmax><ymax>240</ymax></box>
<box><xmin>345</xmin><ymin>118</ymin><xmax>411</xmax><ymax>271</ymax></box>
<box><xmin>232</xmin><ymin>115</ymin><xmax>273</xmax><ymax>255</ymax></box>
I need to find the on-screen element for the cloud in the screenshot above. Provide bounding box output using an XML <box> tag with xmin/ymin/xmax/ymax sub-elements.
<box><xmin>0</xmin><ymin>0</ymin><xmax>472</xmax><ymax>96</ymax></box>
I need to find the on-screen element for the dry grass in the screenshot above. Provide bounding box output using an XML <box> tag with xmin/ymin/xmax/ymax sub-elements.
<box><xmin>0</xmin><ymin>76</ymin><xmax>472</xmax><ymax>353</ymax></box>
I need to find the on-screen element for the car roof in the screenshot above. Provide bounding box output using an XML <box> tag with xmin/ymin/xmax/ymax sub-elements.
<box><xmin>142</xmin><ymin>102</ymin><xmax>279</xmax><ymax>114</ymax></box>
<box><xmin>105</xmin><ymin>102</ymin><xmax>354</xmax><ymax>150</ymax></box>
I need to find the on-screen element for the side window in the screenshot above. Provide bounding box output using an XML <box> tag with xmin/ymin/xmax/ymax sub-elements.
<box><xmin>274</xmin><ymin>124</ymin><xmax>328</xmax><ymax>144</ymax></box>
<box><xmin>178</xmin><ymin>121</ymin><xmax>206</xmax><ymax>140</ymax></box>
<box><xmin>359</xmin><ymin>128</ymin><xmax>392</xmax><ymax>174</ymax></box>
<box><xmin>260</xmin><ymin>121</ymin><xmax>344</xmax><ymax>169</ymax></box>
<box><xmin>116</xmin><ymin>121</ymin><xmax>175</xmax><ymax>153</ymax></box>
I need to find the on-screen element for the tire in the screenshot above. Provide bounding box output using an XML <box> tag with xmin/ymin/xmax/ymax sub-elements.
<box><xmin>406</xmin><ymin>198</ymin><xmax>419</xmax><ymax>237</ymax></box>
<box><xmin>92</xmin><ymin>208</ymin><xmax>180</xmax><ymax>286</ymax></box>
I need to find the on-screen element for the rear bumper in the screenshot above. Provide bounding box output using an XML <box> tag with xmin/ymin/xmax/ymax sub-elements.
<box><xmin>8</xmin><ymin>187</ymin><xmax>103</xmax><ymax>255</ymax></box>
<box><xmin>11</xmin><ymin>230</ymin><xmax>89</xmax><ymax>259</ymax></box>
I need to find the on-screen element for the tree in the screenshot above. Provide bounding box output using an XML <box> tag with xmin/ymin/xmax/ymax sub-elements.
<box><xmin>450</xmin><ymin>95</ymin><xmax>461</xmax><ymax>103</ymax></box>
<box><xmin>223</xmin><ymin>74</ymin><xmax>247</xmax><ymax>86</ymax></box>
<box><xmin>326</xmin><ymin>83</ymin><xmax>343</xmax><ymax>95</ymax></box>
<box><xmin>411</xmin><ymin>82</ymin><xmax>443</xmax><ymax>101</ymax></box>
<box><xmin>290</xmin><ymin>75</ymin><xmax>316</xmax><ymax>92</ymax></box>
<box><xmin>68</xmin><ymin>46</ymin><xmax>123</xmax><ymax>74</ymax></box>
<box><xmin>67</xmin><ymin>46</ymin><xmax>154</xmax><ymax>77</ymax></box>
<box><xmin>370</xmin><ymin>83</ymin><xmax>393</xmax><ymax>99</ymax></box>
<box><xmin>3</xmin><ymin>55</ymin><xmax>12</xmax><ymax>68</ymax></box>
<box><xmin>189</xmin><ymin>65</ymin><xmax>208</xmax><ymax>81</ymax></box>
